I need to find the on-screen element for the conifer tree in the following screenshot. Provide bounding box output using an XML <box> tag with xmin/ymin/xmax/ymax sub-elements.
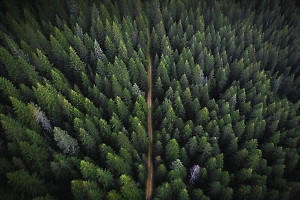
<box><xmin>69</xmin><ymin>46</ymin><xmax>86</xmax><ymax>83</ymax></box>
<box><xmin>1</xmin><ymin>1</ymin><xmax>300</xmax><ymax>199</ymax></box>
<box><xmin>53</xmin><ymin>127</ymin><xmax>79</xmax><ymax>156</ymax></box>
<box><xmin>165</xmin><ymin>139</ymin><xmax>180</xmax><ymax>164</ymax></box>
<box><xmin>106</xmin><ymin>152</ymin><xmax>131</xmax><ymax>176</ymax></box>
<box><xmin>119</xmin><ymin>174</ymin><xmax>143</xmax><ymax>200</ymax></box>
<box><xmin>7</xmin><ymin>170</ymin><xmax>46</xmax><ymax>198</ymax></box>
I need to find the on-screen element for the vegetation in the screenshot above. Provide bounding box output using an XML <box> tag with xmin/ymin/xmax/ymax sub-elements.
<box><xmin>0</xmin><ymin>0</ymin><xmax>300</xmax><ymax>199</ymax></box>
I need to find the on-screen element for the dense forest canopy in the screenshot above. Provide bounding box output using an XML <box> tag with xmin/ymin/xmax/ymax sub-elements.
<box><xmin>0</xmin><ymin>0</ymin><xmax>300</xmax><ymax>199</ymax></box>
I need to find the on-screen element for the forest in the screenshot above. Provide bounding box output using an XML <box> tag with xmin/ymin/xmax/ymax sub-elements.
<box><xmin>0</xmin><ymin>0</ymin><xmax>300</xmax><ymax>199</ymax></box>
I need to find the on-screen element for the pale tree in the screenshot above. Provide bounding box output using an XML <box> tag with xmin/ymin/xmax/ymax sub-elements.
<box><xmin>94</xmin><ymin>39</ymin><xmax>103</xmax><ymax>60</ymax></box>
<box><xmin>53</xmin><ymin>127</ymin><xmax>79</xmax><ymax>156</ymax></box>
<box><xmin>132</xmin><ymin>83</ymin><xmax>145</xmax><ymax>96</ymax></box>
<box><xmin>189</xmin><ymin>165</ymin><xmax>200</xmax><ymax>185</ymax></box>
<box><xmin>170</xmin><ymin>159</ymin><xmax>187</xmax><ymax>179</ymax></box>
<box><xmin>31</xmin><ymin>103</ymin><xmax>52</xmax><ymax>132</ymax></box>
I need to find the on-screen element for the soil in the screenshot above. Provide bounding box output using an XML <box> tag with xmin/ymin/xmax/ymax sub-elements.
<box><xmin>145</xmin><ymin>26</ymin><xmax>153</xmax><ymax>200</ymax></box>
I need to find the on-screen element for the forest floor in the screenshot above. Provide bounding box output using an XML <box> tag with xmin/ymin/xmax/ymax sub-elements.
<box><xmin>145</xmin><ymin>26</ymin><xmax>153</xmax><ymax>200</ymax></box>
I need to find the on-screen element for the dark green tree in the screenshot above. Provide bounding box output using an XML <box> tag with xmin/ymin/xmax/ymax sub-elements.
<box><xmin>7</xmin><ymin>170</ymin><xmax>46</xmax><ymax>198</ymax></box>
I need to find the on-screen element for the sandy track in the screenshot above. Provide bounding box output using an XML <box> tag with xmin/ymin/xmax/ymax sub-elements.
<box><xmin>145</xmin><ymin>26</ymin><xmax>153</xmax><ymax>200</ymax></box>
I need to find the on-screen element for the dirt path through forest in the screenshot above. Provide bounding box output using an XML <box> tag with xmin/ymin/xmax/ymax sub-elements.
<box><xmin>145</xmin><ymin>26</ymin><xmax>153</xmax><ymax>200</ymax></box>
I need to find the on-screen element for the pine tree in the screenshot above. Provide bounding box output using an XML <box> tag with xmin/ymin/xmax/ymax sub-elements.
<box><xmin>50</xmin><ymin>153</ymin><xmax>80</xmax><ymax>181</ymax></box>
<box><xmin>119</xmin><ymin>174</ymin><xmax>143</xmax><ymax>200</ymax></box>
<box><xmin>154</xmin><ymin>77</ymin><xmax>164</xmax><ymax>100</ymax></box>
<box><xmin>165</xmin><ymin>139</ymin><xmax>180</xmax><ymax>164</ymax></box>
<box><xmin>192</xmin><ymin>189</ymin><xmax>210</xmax><ymax>200</ymax></box>
<box><xmin>173</xmin><ymin>96</ymin><xmax>186</xmax><ymax>120</ymax></box>
<box><xmin>161</xmin><ymin>104</ymin><xmax>176</xmax><ymax>133</ymax></box>
<box><xmin>73</xmin><ymin>35</ymin><xmax>88</xmax><ymax>62</ymax></box>
<box><xmin>53</xmin><ymin>127</ymin><xmax>79</xmax><ymax>156</ymax></box>
<box><xmin>130</xmin><ymin>117</ymin><xmax>148</xmax><ymax>153</ymax></box>
<box><xmin>8</xmin><ymin>98</ymin><xmax>38</xmax><ymax>131</ymax></box>
<box><xmin>51</xmin><ymin>70</ymin><xmax>71</xmax><ymax>97</ymax></box>
<box><xmin>69</xmin><ymin>46</ymin><xmax>86</xmax><ymax>84</ymax></box>
<box><xmin>187</xmin><ymin>136</ymin><xmax>198</xmax><ymax>157</ymax></box>
<box><xmin>71</xmin><ymin>180</ymin><xmax>104</xmax><ymax>200</ymax></box>
<box><xmin>115</xmin><ymin>96</ymin><xmax>129</xmax><ymax>123</ymax></box>
<box><xmin>104</xmin><ymin>36</ymin><xmax>117</xmax><ymax>62</ymax></box>
<box><xmin>236</xmin><ymin>185</ymin><xmax>251</xmax><ymax>199</ymax></box>
<box><xmin>94</xmin><ymin>39</ymin><xmax>103</xmax><ymax>60</ymax></box>
<box><xmin>0</xmin><ymin>46</ymin><xmax>22</xmax><ymax>84</ymax></box>
<box><xmin>32</xmin><ymin>49</ymin><xmax>53</xmax><ymax>74</ymax></box>
<box><xmin>132</xmin><ymin>97</ymin><xmax>147</xmax><ymax>126</ymax></box>
<box><xmin>118</xmin><ymin>40</ymin><xmax>129</xmax><ymax>64</ymax></box>
<box><xmin>0</xmin><ymin>1</ymin><xmax>300</xmax><ymax>199</ymax></box>
<box><xmin>151</xmin><ymin>28</ymin><xmax>160</xmax><ymax>56</ymax></box>
<box><xmin>7</xmin><ymin>170</ymin><xmax>46</xmax><ymax>197</ymax></box>
<box><xmin>80</xmin><ymin>160</ymin><xmax>113</xmax><ymax>189</ymax></box>
<box><xmin>19</xmin><ymin>141</ymin><xmax>50</xmax><ymax>175</ymax></box>
<box><xmin>33</xmin><ymin>83</ymin><xmax>61</xmax><ymax>121</ymax></box>
<box><xmin>106</xmin><ymin>190</ymin><xmax>123</xmax><ymax>200</ymax></box>
<box><xmin>111</xmin><ymin>75</ymin><xmax>123</xmax><ymax>98</ymax></box>
<box><xmin>50</xmin><ymin>34</ymin><xmax>68</xmax><ymax>67</ymax></box>
<box><xmin>78</xmin><ymin>128</ymin><xmax>96</xmax><ymax>155</ymax></box>
<box><xmin>155</xmin><ymin>182</ymin><xmax>172</xmax><ymax>200</ymax></box>
<box><xmin>106</xmin><ymin>152</ymin><xmax>131</xmax><ymax>176</ymax></box>
<box><xmin>169</xmin><ymin>178</ymin><xmax>186</xmax><ymax>198</ymax></box>
<box><xmin>208</xmin><ymin>181</ymin><xmax>222</xmax><ymax>199</ymax></box>
<box><xmin>97</xmin><ymin>119</ymin><xmax>111</xmax><ymax>141</ymax></box>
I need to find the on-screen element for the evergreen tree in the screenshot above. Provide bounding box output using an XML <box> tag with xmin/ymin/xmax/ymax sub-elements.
<box><xmin>0</xmin><ymin>1</ymin><xmax>300</xmax><ymax>199</ymax></box>
<box><xmin>105</xmin><ymin>36</ymin><xmax>117</xmax><ymax>62</ymax></box>
<box><xmin>33</xmin><ymin>83</ymin><xmax>61</xmax><ymax>121</ymax></box>
<box><xmin>80</xmin><ymin>160</ymin><xmax>113</xmax><ymax>189</ymax></box>
<box><xmin>7</xmin><ymin>170</ymin><xmax>46</xmax><ymax>198</ymax></box>
<box><xmin>71</xmin><ymin>180</ymin><xmax>104</xmax><ymax>200</ymax></box>
<box><xmin>155</xmin><ymin>182</ymin><xmax>172</xmax><ymax>200</ymax></box>
<box><xmin>165</xmin><ymin>139</ymin><xmax>180</xmax><ymax>164</ymax></box>
<box><xmin>119</xmin><ymin>174</ymin><xmax>143</xmax><ymax>200</ymax></box>
<box><xmin>106</xmin><ymin>152</ymin><xmax>131</xmax><ymax>176</ymax></box>
<box><xmin>69</xmin><ymin>46</ymin><xmax>86</xmax><ymax>84</ymax></box>
<box><xmin>53</xmin><ymin>127</ymin><xmax>79</xmax><ymax>156</ymax></box>
<box><xmin>19</xmin><ymin>141</ymin><xmax>49</xmax><ymax>175</ymax></box>
<box><xmin>50</xmin><ymin>34</ymin><xmax>68</xmax><ymax>67</ymax></box>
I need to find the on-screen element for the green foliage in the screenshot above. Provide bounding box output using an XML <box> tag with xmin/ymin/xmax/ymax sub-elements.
<box><xmin>94</xmin><ymin>39</ymin><xmax>103</xmax><ymax>60</ymax></box>
<box><xmin>170</xmin><ymin>159</ymin><xmax>187</xmax><ymax>179</ymax></box>
<box><xmin>0</xmin><ymin>77</ymin><xmax>21</xmax><ymax>100</ymax></box>
<box><xmin>50</xmin><ymin>153</ymin><xmax>80</xmax><ymax>180</ymax></box>
<box><xmin>80</xmin><ymin>160</ymin><xmax>113</xmax><ymax>189</ymax></box>
<box><xmin>155</xmin><ymin>182</ymin><xmax>172</xmax><ymax>200</ymax></box>
<box><xmin>119</xmin><ymin>174</ymin><xmax>143</xmax><ymax>200</ymax></box>
<box><xmin>53</xmin><ymin>127</ymin><xmax>79</xmax><ymax>156</ymax></box>
<box><xmin>165</xmin><ymin>139</ymin><xmax>180</xmax><ymax>164</ymax></box>
<box><xmin>130</xmin><ymin>117</ymin><xmax>148</xmax><ymax>153</ymax></box>
<box><xmin>7</xmin><ymin>170</ymin><xmax>46</xmax><ymax>197</ymax></box>
<box><xmin>78</xmin><ymin>128</ymin><xmax>96</xmax><ymax>155</ymax></box>
<box><xmin>50</xmin><ymin>34</ymin><xmax>68</xmax><ymax>66</ymax></box>
<box><xmin>0</xmin><ymin>114</ymin><xmax>28</xmax><ymax>143</ymax></box>
<box><xmin>19</xmin><ymin>141</ymin><xmax>49</xmax><ymax>174</ymax></box>
<box><xmin>106</xmin><ymin>190</ymin><xmax>123</xmax><ymax>200</ymax></box>
<box><xmin>71</xmin><ymin>180</ymin><xmax>104</xmax><ymax>200</ymax></box>
<box><xmin>69</xmin><ymin>46</ymin><xmax>86</xmax><ymax>83</ymax></box>
<box><xmin>106</xmin><ymin>152</ymin><xmax>131</xmax><ymax>176</ymax></box>
<box><xmin>33</xmin><ymin>83</ymin><xmax>60</xmax><ymax>120</ymax></box>
<box><xmin>0</xmin><ymin>0</ymin><xmax>300</xmax><ymax>199</ymax></box>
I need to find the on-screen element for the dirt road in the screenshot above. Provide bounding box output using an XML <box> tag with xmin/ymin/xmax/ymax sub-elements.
<box><xmin>145</xmin><ymin>26</ymin><xmax>153</xmax><ymax>200</ymax></box>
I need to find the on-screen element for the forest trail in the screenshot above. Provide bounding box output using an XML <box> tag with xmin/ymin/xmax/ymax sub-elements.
<box><xmin>145</xmin><ymin>26</ymin><xmax>153</xmax><ymax>200</ymax></box>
